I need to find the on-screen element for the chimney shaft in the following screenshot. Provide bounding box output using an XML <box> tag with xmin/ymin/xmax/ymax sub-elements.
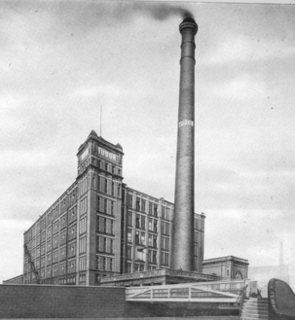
<box><xmin>172</xmin><ymin>18</ymin><xmax>198</xmax><ymax>271</ymax></box>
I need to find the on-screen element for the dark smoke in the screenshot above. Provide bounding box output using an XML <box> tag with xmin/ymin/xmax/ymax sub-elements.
<box><xmin>133</xmin><ymin>3</ymin><xmax>194</xmax><ymax>21</ymax></box>
<box><xmin>69</xmin><ymin>2</ymin><xmax>194</xmax><ymax>25</ymax></box>
<box><xmin>21</xmin><ymin>1</ymin><xmax>194</xmax><ymax>32</ymax></box>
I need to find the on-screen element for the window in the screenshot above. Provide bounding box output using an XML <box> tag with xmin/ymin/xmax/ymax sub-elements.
<box><xmin>161</xmin><ymin>252</ymin><xmax>169</xmax><ymax>266</ymax></box>
<box><xmin>149</xmin><ymin>218</ymin><xmax>158</xmax><ymax>232</ymax></box>
<box><xmin>110</xmin><ymin>220</ymin><xmax>114</xmax><ymax>235</ymax></box>
<box><xmin>41</xmin><ymin>243</ymin><xmax>46</xmax><ymax>255</ymax></box>
<box><xmin>79</xmin><ymin>273</ymin><xmax>86</xmax><ymax>286</ymax></box>
<box><xmin>68</xmin><ymin>206</ymin><xmax>77</xmax><ymax>224</ymax></box>
<box><xmin>79</xmin><ymin>236</ymin><xmax>87</xmax><ymax>254</ymax></box>
<box><xmin>36</xmin><ymin>246</ymin><xmax>40</xmax><ymax>258</ymax></box>
<box><xmin>136</xmin><ymin>197</ymin><xmax>140</xmax><ymax>211</ymax></box>
<box><xmin>41</xmin><ymin>256</ymin><xmax>45</xmax><ymax>267</ymax></box>
<box><xmin>135</xmin><ymin>264</ymin><xmax>144</xmax><ymax>272</ymax></box>
<box><xmin>111</xmin><ymin>182</ymin><xmax>114</xmax><ymax>196</ymax></box>
<box><xmin>60</xmin><ymin>214</ymin><xmax>67</xmax><ymax>229</ymax></box>
<box><xmin>46</xmin><ymin>266</ymin><xmax>51</xmax><ymax>278</ymax></box>
<box><xmin>127</xmin><ymin>211</ymin><xmax>132</xmax><ymax>226</ymax></box>
<box><xmin>127</xmin><ymin>246</ymin><xmax>132</xmax><ymax>260</ymax></box>
<box><xmin>53</xmin><ymin>250</ymin><xmax>58</xmax><ymax>263</ymax></box>
<box><xmin>104</xmin><ymin>199</ymin><xmax>108</xmax><ymax>213</ymax></box>
<box><xmin>97</xmin><ymin>236</ymin><xmax>114</xmax><ymax>254</ymax></box>
<box><xmin>47</xmin><ymin>253</ymin><xmax>52</xmax><ymax>265</ymax></box>
<box><xmin>194</xmin><ymin>230</ymin><xmax>198</xmax><ymax>243</ymax></box>
<box><xmin>53</xmin><ymin>235</ymin><xmax>58</xmax><ymax>249</ymax></box>
<box><xmin>109</xmin><ymin>258</ymin><xmax>113</xmax><ymax>271</ymax></box>
<box><xmin>153</xmin><ymin>219</ymin><xmax>158</xmax><ymax>232</ymax></box>
<box><xmin>41</xmin><ymin>230</ymin><xmax>46</xmax><ymax>242</ymax></box>
<box><xmin>162</xmin><ymin>207</ymin><xmax>170</xmax><ymax>220</ymax></box>
<box><xmin>47</xmin><ymin>226</ymin><xmax>52</xmax><ymax>238</ymax></box>
<box><xmin>68</xmin><ymin>242</ymin><xmax>76</xmax><ymax>258</ymax></box>
<box><xmin>97</xmin><ymin>175</ymin><xmax>101</xmax><ymax>191</ymax></box>
<box><xmin>105</xmin><ymin>179</ymin><xmax>108</xmax><ymax>194</ymax></box>
<box><xmin>79</xmin><ymin>196</ymin><xmax>88</xmax><ymax>215</ymax></box>
<box><xmin>60</xmin><ymin>230</ymin><xmax>67</xmax><ymax>245</ymax></box>
<box><xmin>59</xmin><ymin>246</ymin><xmax>66</xmax><ymax>261</ymax></box>
<box><xmin>97</xmin><ymin>256</ymin><xmax>107</xmax><ymax>271</ymax></box>
<box><xmin>97</xmin><ymin>216</ymin><xmax>114</xmax><ymax>235</ymax></box>
<box><xmin>127</xmin><ymin>194</ymin><xmax>133</xmax><ymax>207</ymax></box>
<box><xmin>161</xmin><ymin>221</ymin><xmax>170</xmax><ymax>235</ymax></box>
<box><xmin>79</xmin><ymin>256</ymin><xmax>87</xmax><ymax>271</ymax></box>
<box><xmin>136</xmin><ymin>214</ymin><xmax>145</xmax><ymax>229</ymax></box>
<box><xmin>53</xmin><ymin>264</ymin><xmax>58</xmax><ymax>277</ymax></box>
<box><xmin>194</xmin><ymin>218</ymin><xmax>199</xmax><ymax>230</ymax></box>
<box><xmin>127</xmin><ymin>263</ymin><xmax>132</xmax><ymax>273</ymax></box>
<box><xmin>127</xmin><ymin>229</ymin><xmax>132</xmax><ymax>242</ymax></box>
<box><xmin>80</xmin><ymin>217</ymin><xmax>87</xmax><ymax>234</ymax></box>
<box><xmin>148</xmin><ymin>202</ymin><xmax>153</xmax><ymax>215</ymax></box>
<box><xmin>141</xmin><ymin>215</ymin><xmax>146</xmax><ymax>229</ymax></box>
<box><xmin>135</xmin><ymin>231</ymin><xmax>145</xmax><ymax>245</ymax></box>
<box><xmin>68</xmin><ymin>224</ymin><xmax>77</xmax><ymax>241</ymax></box>
<box><xmin>36</xmin><ymin>258</ymin><xmax>40</xmax><ymax>269</ymax></box>
<box><xmin>148</xmin><ymin>250</ymin><xmax>157</xmax><ymax>264</ymax></box>
<box><xmin>154</xmin><ymin>204</ymin><xmax>158</xmax><ymax>217</ymax></box>
<box><xmin>68</xmin><ymin>260</ymin><xmax>76</xmax><ymax>273</ymax></box>
<box><xmin>161</xmin><ymin>237</ymin><xmax>169</xmax><ymax>250</ymax></box>
<box><xmin>148</xmin><ymin>234</ymin><xmax>157</xmax><ymax>248</ymax></box>
<box><xmin>98</xmin><ymin>196</ymin><xmax>101</xmax><ymax>212</ymax></box>
<box><xmin>142</xmin><ymin>199</ymin><xmax>146</xmax><ymax>212</ymax></box>
<box><xmin>136</xmin><ymin>250</ymin><xmax>146</xmax><ymax>262</ymax></box>
<box><xmin>53</xmin><ymin>220</ymin><xmax>59</xmax><ymax>234</ymax></box>
<box><xmin>59</xmin><ymin>262</ymin><xmax>66</xmax><ymax>275</ymax></box>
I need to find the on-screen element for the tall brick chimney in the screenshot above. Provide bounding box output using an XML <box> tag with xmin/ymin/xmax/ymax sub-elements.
<box><xmin>172</xmin><ymin>18</ymin><xmax>198</xmax><ymax>271</ymax></box>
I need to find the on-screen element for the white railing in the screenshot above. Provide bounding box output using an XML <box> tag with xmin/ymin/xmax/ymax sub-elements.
<box><xmin>126</xmin><ymin>279</ymin><xmax>247</xmax><ymax>303</ymax></box>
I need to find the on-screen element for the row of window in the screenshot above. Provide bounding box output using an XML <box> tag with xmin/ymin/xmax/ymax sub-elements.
<box><xmin>97</xmin><ymin>216</ymin><xmax>114</xmax><ymax>235</ymax></box>
<box><xmin>97</xmin><ymin>255</ymin><xmax>114</xmax><ymax>272</ymax></box>
<box><xmin>127</xmin><ymin>229</ymin><xmax>159</xmax><ymax>248</ymax></box>
<box><xmin>79</xmin><ymin>176</ymin><xmax>88</xmax><ymax>196</ymax></box>
<box><xmin>59</xmin><ymin>276</ymin><xmax>76</xmax><ymax>285</ymax></box>
<box><xmin>97</xmin><ymin>236</ymin><xmax>114</xmax><ymax>254</ymax></box>
<box><xmin>97</xmin><ymin>176</ymin><xmax>121</xmax><ymax>197</ymax></box>
<box><xmin>28</xmin><ymin>235</ymin><xmax>87</xmax><ymax>267</ymax></box>
<box><xmin>126</xmin><ymin>249</ymin><xmax>169</xmax><ymax>267</ymax></box>
<box><xmin>79</xmin><ymin>197</ymin><xmax>87</xmax><ymax>216</ymax></box>
<box><xmin>98</xmin><ymin>197</ymin><xmax>115</xmax><ymax>215</ymax></box>
<box><xmin>24</xmin><ymin>187</ymin><xmax>79</xmax><ymax>243</ymax></box>
<box><xmin>128</xmin><ymin>212</ymin><xmax>170</xmax><ymax>234</ymax></box>
<box><xmin>97</xmin><ymin>159</ymin><xmax>122</xmax><ymax>176</ymax></box>
<box><xmin>127</xmin><ymin>195</ymin><xmax>172</xmax><ymax>220</ymax></box>
<box><xmin>32</xmin><ymin>258</ymin><xmax>77</xmax><ymax>279</ymax></box>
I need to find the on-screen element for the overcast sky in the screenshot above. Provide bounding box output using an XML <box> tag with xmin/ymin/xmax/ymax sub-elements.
<box><xmin>1</xmin><ymin>0</ymin><xmax>295</xmax><ymax>284</ymax></box>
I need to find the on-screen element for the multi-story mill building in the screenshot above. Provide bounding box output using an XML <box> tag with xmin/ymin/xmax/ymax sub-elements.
<box><xmin>23</xmin><ymin>130</ymin><xmax>205</xmax><ymax>286</ymax></box>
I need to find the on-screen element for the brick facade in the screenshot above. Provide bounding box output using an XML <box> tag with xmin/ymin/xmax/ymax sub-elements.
<box><xmin>20</xmin><ymin>131</ymin><xmax>205</xmax><ymax>286</ymax></box>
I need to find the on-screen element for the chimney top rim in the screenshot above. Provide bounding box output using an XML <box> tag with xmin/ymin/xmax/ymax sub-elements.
<box><xmin>179</xmin><ymin>18</ymin><xmax>198</xmax><ymax>35</ymax></box>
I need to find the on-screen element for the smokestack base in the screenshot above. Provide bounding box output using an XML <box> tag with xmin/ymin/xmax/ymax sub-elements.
<box><xmin>179</xmin><ymin>17</ymin><xmax>198</xmax><ymax>35</ymax></box>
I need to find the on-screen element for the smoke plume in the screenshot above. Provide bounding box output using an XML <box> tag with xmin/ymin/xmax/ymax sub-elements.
<box><xmin>53</xmin><ymin>1</ymin><xmax>194</xmax><ymax>27</ymax></box>
<box><xmin>133</xmin><ymin>3</ymin><xmax>194</xmax><ymax>21</ymax></box>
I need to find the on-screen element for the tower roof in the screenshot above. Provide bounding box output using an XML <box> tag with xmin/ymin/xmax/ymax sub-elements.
<box><xmin>88</xmin><ymin>130</ymin><xmax>98</xmax><ymax>139</ymax></box>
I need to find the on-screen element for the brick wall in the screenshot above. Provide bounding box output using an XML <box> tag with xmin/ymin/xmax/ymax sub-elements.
<box><xmin>0</xmin><ymin>284</ymin><xmax>239</xmax><ymax>318</ymax></box>
<box><xmin>0</xmin><ymin>284</ymin><xmax>126</xmax><ymax>318</ymax></box>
